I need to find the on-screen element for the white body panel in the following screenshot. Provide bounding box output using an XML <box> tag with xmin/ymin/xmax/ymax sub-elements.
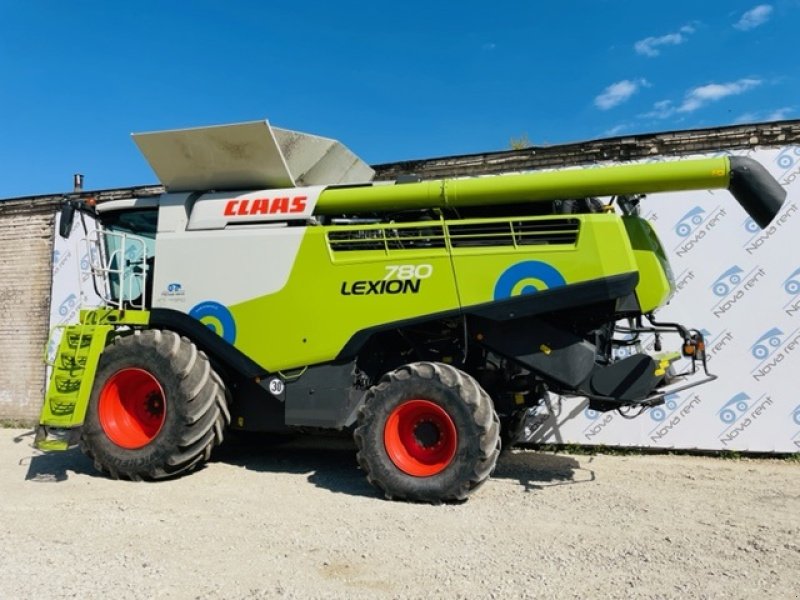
<box><xmin>151</xmin><ymin>226</ymin><xmax>305</xmax><ymax>309</ymax></box>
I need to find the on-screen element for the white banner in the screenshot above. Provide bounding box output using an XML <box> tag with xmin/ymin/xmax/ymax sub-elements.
<box><xmin>535</xmin><ymin>146</ymin><xmax>800</xmax><ymax>452</ymax></box>
<box><xmin>46</xmin><ymin>213</ymin><xmax>103</xmax><ymax>374</ymax></box>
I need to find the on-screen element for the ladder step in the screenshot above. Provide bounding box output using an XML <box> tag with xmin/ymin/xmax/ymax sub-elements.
<box><xmin>48</xmin><ymin>396</ymin><xmax>77</xmax><ymax>417</ymax></box>
<box><xmin>34</xmin><ymin>425</ymin><xmax>81</xmax><ymax>451</ymax></box>
<box><xmin>66</xmin><ymin>332</ymin><xmax>92</xmax><ymax>349</ymax></box>
<box><xmin>54</xmin><ymin>376</ymin><xmax>82</xmax><ymax>394</ymax></box>
<box><xmin>60</xmin><ymin>354</ymin><xmax>87</xmax><ymax>369</ymax></box>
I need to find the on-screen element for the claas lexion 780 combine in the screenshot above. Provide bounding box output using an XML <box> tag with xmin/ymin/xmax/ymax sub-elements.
<box><xmin>36</xmin><ymin>121</ymin><xmax>785</xmax><ymax>502</ymax></box>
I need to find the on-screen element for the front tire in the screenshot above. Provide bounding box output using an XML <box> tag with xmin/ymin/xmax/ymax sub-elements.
<box><xmin>354</xmin><ymin>362</ymin><xmax>500</xmax><ymax>502</ymax></box>
<box><xmin>81</xmin><ymin>329</ymin><xmax>230</xmax><ymax>480</ymax></box>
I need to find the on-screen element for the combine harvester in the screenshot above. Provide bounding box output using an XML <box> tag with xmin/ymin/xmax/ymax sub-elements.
<box><xmin>36</xmin><ymin>121</ymin><xmax>785</xmax><ymax>501</ymax></box>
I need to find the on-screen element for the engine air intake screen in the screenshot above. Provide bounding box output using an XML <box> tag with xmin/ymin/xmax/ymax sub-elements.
<box><xmin>447</xmin><ymin>218</ymin><xmax>580</xmax><ymax>247</ymax></box>
<box><xmin>327</xmin><ymin>224</ymin><xmax>447</xmax><ymax>253</ymax></box>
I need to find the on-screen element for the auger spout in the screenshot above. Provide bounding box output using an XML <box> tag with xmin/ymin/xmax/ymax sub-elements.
<box><xmin>727</xmin><ymin>156</ymin><xmax>786</xmax><ymax>228</ymax></box>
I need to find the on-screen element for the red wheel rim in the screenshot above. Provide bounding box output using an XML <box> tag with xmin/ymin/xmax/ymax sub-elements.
<box><xmin>98</xmin><ymin>368</ymin><xmax>166</xmax><ymax>449</ymax></box>
<box><xmin>384</xmin><ymin>399</ymin><xmax>458</xmax><ymax>477</ymax></box>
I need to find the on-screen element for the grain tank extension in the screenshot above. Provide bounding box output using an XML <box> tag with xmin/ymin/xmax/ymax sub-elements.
<box><xmin>37</xmin><ymin>121</ymin><xmax>786</xmax><ymax>502</ymax></box>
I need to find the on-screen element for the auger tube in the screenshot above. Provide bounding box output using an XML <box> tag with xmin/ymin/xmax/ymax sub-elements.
<box><xmin>315</xmin><ymin>157</ymin><xmax>786</xmax><ymax>228</ymax></box>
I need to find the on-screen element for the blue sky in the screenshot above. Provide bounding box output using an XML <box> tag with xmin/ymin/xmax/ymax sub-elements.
<box><xmin>0</xmin><ymin>1</ymin><xmax>797</xmax><ymax>198</ymax></box>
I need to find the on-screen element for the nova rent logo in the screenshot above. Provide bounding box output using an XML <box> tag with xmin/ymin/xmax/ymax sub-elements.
<box><xmin>742</xmin><ymin>203</ymin><xmax>798</xmax><ymax>255</ymax></box>
<box><xmin>696</xmin><ymin>328</ymin><xmax>734</xmax><ymax>364</ymax></box>
<box><xmin>52</xmin><ymin>248</ymin><xmax>71</xmax><ymax>276</ymax></box>
<box><xmin>648</xmin><ymin>392</ymin><xmax>703</xmax><ymax>443</ymax></box>
<box><xmin>57</xmin><ymin>293</ymin><xmax>78</xmax><ymax>318</ymax></box>
<box><xmin>717</xmin><ymin>392</ymin><xmax>774</xmax><ymax>447</ymax></box>
<box><xmin>790</xmin><ymin>404</ymin><xmax>800</xmax><ymax>450</ymax></box>
<box><xmin>612</xmin><ymin>334</ymin><xmax>636</xmax><ymax>360</ymax></box>
<box><xmin>782</xmin><ymin>267</ymin><xmax>800</xmax><ymax>317</ymax></box>
<box><xmin>710</xmin><ymin>265</ymin><xmax>765</xmax><ymax>318</ymax></box>
<box><xmin>749</xmin><ymin>326</ymin><xmax>800</xmax><ymax>382</ymax></box>
<box><xmin>673</xmin><ymin>205</ymin><xmax>727</xmax><ymax>257</ymax></box>
<box><xmin>79</xmin><ymin>250</ymin><xmax>97</xmax><ymax>282</ymax></box>
<box><xmin>672</xmin><ymin>267</ymin><xmax>696</xmax><ymax>294</ymax></box>
<box><xmin>582</xmin><ymin>405</ymin><xmax>615</xmax><ymax>441</ymax></box>
<box><xmin>743</xmin><ymin>217</ymin><xmax>759</xmax><ymax>236</ymax></box>
<box><xmin>775</xmin><ymin>146</ymin><xmax>800</xmax><ymax>185</ymax></box>
<box><xmin>53</xmin><ymin>291</ymin><xmax>81</xmax><ymax>326</ymax></box>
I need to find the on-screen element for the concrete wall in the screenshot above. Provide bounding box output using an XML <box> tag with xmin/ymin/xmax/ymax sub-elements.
<box><xmin>373</xmin><ymin>121</ymin><xmax>800</xmax><ymax>179</ymax></box>
<box><xmin>0</xmin><ymin>199</ymin><xmax>56</xmax><ymax>423</ymax></box>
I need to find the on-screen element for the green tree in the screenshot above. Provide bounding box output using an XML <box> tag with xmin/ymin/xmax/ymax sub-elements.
<box><xmin>509</xmin><ymin>133</ymin><xmax>532</xmax><ymax>150</ymax></box>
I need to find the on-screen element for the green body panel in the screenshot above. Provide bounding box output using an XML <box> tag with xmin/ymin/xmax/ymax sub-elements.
<box><xmin>449</xmin><ymin>215</ymin><xmax>637</xmax><ymax>307</ymax></box>
<box><xmin>79</xmin><ymin>307</ymin><xmax>150</xmax><ymax>327</ymax></box>
<box><xmin>36</xmin><ymin>310</ymin><xmax>150</xmax><ymax>449</ymax></box>
<box><xmin>222</xmin><ymin>159</ymin><xmax>744</xmax><ymax>371</ymax></box>
<box><xmin>229</xmin><ymin>214</ymin><xmax>646</xmax><ymax>372</ymax></box>
<box><xmin>623</xmin><ymin>217</ymin><xmax>675</xmax><ymax>313</ymax></box>
<box><xmin>229</xmin><ymin>223</ymin><xmax>461</xmax><ymax>371</ymax></box>
<box><xmin>316</xmin><ymin>158</ymin><xmax>731</xmax><ymax>213</ymax></box>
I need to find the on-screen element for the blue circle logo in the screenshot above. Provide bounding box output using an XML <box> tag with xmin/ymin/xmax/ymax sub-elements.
<box><xmin>189</xmin><ymin>301</ymin><xmax>237</xmax><ymax>344</ymax></box>
<box><xmin>493</xmin><ymin>261</ymin><xmax>566</xmax><ymax>300</ymax></box>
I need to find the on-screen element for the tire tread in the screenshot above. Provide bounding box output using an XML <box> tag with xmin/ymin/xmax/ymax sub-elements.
<box><xmin>81</xmin><ymin>329</ymin><xmax>230</xmax><ymax>481</ymax></box>
<box><xmin>354</xmin><ymin>361</ymin><xmax>500</xmax><ymax>503</ymax></box>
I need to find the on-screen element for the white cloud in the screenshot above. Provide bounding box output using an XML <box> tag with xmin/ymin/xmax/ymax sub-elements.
<box><xmin>594</xmin><ymin>79</ymin><xmax>649</xmax><ymax>110</ymax></box>
<box><xmin>642</xmin><ymin>100</ymin><xmax>676</xmax><ymax>119</ymax></box>
<box><xmin>604</xmin><ymin>124</ymin><xmax>630</xmax><ymax>137</ymax></box>
<box><xmin>678</xmin><ymin>79</ymin><xmax>762</xmax><ymax>112</ymax></box>
<box><xmin>642</xmin><ymin>78</ymin><xmax>763</xmax><ymax>119</ymax></box>
<box><xmin>767</xmin><ymin>107</ymin><xmax>793</xmax><ymax>120</ymax></box>
<box><xmin>734</xmin><ymin>5</ymin><xmax>773</xmax><ymax>30</ymax></box>
<box><xmin>734</xmin><ymin>112</ymin><xmax>760</xmax><ymax>124</ymax></box>
<box><xmin>736</xmin><ymin>106</ymin><xmax>794</xmax><ymax>123</ymax></box>
<box><xmin>634</xmin><ymin>23</ymin><xmax>696</xmax><ymax>57</ymax></box>
<box><xmin>482</xmin><ymin>42</ymin><xmax>496</xmax><ymax>51</ymax></box>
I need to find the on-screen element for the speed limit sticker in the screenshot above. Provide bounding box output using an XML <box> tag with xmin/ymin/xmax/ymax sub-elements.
<box><xmin>268</xmin><ymin>378</ymin><xmax>285</xmax><ymax>396</ymax></box>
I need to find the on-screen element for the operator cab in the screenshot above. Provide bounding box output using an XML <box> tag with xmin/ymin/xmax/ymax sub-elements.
<box><xmin>88</xmin><ymin>198</ymin><xmax>159</xmax><ymax>310</ymax></box>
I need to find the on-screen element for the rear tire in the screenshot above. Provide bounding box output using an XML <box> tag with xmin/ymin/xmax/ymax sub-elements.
<box><xmin>354</xmin><ymin>362</ymin><xmax>500</xmax><ymax>502</ymax></box>
<box><xmin>81</xmin><ymin>329</ymin><xmax>230</xmax><ymax>480</ymax></box>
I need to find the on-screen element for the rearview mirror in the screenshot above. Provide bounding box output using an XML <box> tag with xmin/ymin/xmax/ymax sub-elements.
<box><xmin>58</xmin><ymin>200</ymin><xmax>75</xmax><ymax>238</ymax></box>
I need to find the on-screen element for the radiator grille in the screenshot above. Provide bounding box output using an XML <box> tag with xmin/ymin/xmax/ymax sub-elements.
<box><xmin>447</xmin><ymin>218</ymin><xmax>580</xmax><ymax>247</ymax></box>
<box><xmin>326</xmin><ymin>218</ymin><xmax>580</xmax><ymax>253</ymax></box>
<box><xmin>327</xmin><ymin>225</ymin><xmax>446</xmax><ymax>252</ymax></box>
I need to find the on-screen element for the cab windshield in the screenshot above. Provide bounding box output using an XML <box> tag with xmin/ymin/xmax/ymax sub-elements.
<box><xmin>98</xmin><ymin>209</ymin><xmax>158</xmax><ymax>307</ymax></box>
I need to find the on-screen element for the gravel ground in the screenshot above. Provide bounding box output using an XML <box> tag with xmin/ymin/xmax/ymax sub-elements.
<box><xmin>1</xmin><ymin>427</ymin><xmax>798</xmax><ymax>599</ymax></box>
